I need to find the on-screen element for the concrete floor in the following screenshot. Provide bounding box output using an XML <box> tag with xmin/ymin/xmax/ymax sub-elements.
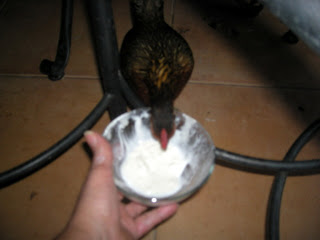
<box><xmin>0</xmin><ymin>0</ymin><xmax>320</xmax><ymax>239</ymax></box>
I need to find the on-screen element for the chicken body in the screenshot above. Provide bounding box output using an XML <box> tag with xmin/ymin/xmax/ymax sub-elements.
<box><xmin>120</xmin><ymin>0</ymin><xmax>194</xmax><ymax>149</ymax></box>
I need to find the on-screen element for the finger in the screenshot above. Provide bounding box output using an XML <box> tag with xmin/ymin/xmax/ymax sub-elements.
<box><xmin>70</xmin><ymin>131</ymin><xmax>119</xmax><ymax>228</ymax></box>
<box><xmin>118</xmin><ymin>192</ymin><xmax>124</xmax><ymax>200</ymax></box>
<box><xmin>84</xmin><ymin>131</ymin><xmax>113</xmax><ymax>169</ymax></box>
<box><xmin>135</xmin><ymin>204</ymin><xmax>179</xmax><ymax>237</ymax></box>
<box><xmin>124</xmin><ymin>202</ymin><xmax>148</xmax><ymax>218</ymax></box>
<box><xmin>81</xmin><ymin>131</ymin><xmax>116</xmax><ymax>199</ymax></box>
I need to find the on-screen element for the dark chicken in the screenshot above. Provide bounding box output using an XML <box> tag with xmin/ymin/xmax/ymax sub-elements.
<box><xmin>120</xmin><ymin>0</ymin><xmax>194</xmax><ymax>150</ymax></box>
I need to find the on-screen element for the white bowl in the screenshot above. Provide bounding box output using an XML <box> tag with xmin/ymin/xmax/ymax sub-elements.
<box><xmin>103</xmin><ymin>108</ymin><xmax>215</xmax><ymax>206</ymax></box>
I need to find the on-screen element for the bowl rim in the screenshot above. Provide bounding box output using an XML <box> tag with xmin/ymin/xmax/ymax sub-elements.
<box><xmin>103</xmin><ymin>108</ymin><xmax>215</xmax><ymax>206</ymax></box>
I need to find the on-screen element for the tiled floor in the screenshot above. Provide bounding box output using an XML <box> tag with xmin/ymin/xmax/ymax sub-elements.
<box><xmin>1</xmin><ymin>0</ymin><xmax>320</xmax><ymax>239</ymax></box>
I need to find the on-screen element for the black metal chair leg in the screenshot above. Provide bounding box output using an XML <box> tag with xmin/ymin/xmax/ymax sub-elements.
<box><xmin>40</xmin><ymin>0</ymin><xmax>73</xmax><ymax>81</ymax></box>
<box><xmin>87</xmin><ymin>0</ymin><xmax>127</xmax><ymax>120</ymax></box>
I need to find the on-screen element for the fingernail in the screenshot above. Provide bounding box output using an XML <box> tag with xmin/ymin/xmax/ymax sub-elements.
<box><xmin>84</xmin><ymin>130</ymin><xmax>97</xmax><ymax>146</ymax></box>
<box><xmin>84</xmin><ymin>130</ymin><xmax>94</xmax><ymax>136</ymax></box>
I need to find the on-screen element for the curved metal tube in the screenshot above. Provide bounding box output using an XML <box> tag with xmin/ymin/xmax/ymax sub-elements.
<box><xmin>0</xmin><ymin>94</ymin><xmax>114</xmax><ymax>189</ymax></box>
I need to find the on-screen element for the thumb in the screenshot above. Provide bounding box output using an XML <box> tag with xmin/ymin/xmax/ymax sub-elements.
<box><xmin>75</xmin><ymin>131</ymin><xmax>118</xmax><ymax>213</ymax></box>
<box><xmin>62</xmin><ymin>131</ymin><xmax>119</xmax><ymax>238</ymax></box>
<box><xmin>71</xmin><ymin>131</ymin><xmax>118</xmax><ymax>219</ymax></box>
<box><xmin>84</xmin><ymin>130</ymin><xmax>113</xmax><ymax>169</ymax></box>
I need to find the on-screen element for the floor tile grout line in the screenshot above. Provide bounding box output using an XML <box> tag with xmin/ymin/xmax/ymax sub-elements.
<box><xmin>170</xmin><ymin>0</ymin><xmax>176</xmax><ymax>26</ymax></box>
<box><xmin>1</xmin><ymin>73</ymin><xmax>320</xmax><ymax>92</ymax></box>
<box><xmin>0</xmin><ymin>73</ymin><xmax>100</xmax><ymax>80</ymax></box>
<box><xmin>153</xmin><ymin>228</ymin><xmax>157</xmax><ymax>240</ymax></box>
<box><xmin>188</xmin><ymin>80</ymin><xmax>320</xmax><ymax>91</ymax></box>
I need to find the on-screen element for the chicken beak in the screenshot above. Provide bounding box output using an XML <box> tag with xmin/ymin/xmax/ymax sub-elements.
<box><xmin>160</xmin><ymin>128</ymin><xmax>168</xmax><ymax>150</ymax></box>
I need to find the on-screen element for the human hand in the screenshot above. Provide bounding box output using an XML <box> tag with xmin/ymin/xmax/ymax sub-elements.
<box><xmin>56</xmin><ymin>131</ymin><xmax>178</xmax><ymax>240</ymax></box>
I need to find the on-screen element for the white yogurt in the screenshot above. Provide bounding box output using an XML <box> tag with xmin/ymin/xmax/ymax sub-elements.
<box><xmin>121</xmin><ymin>138</ymin><xmax>187</xmax><ymax>198</ymax></box>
